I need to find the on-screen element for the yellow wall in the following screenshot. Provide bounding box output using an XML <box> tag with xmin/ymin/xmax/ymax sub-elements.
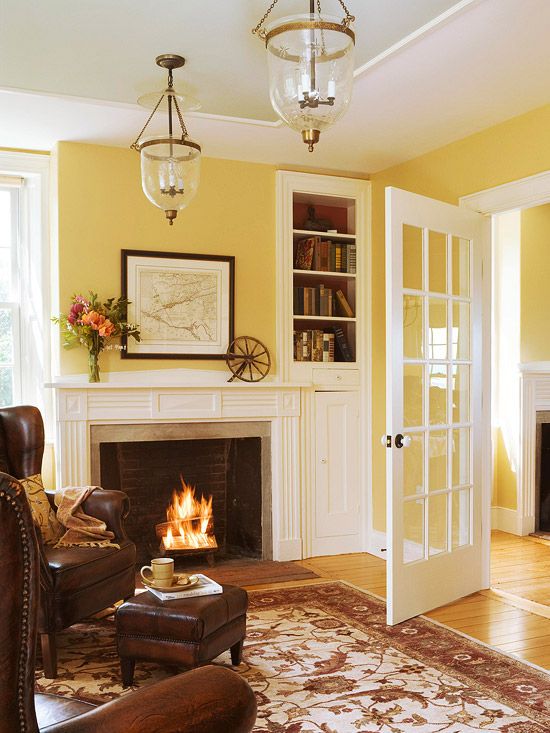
<box><xmin>53</xmin><ymin>142</ymin><xmax>276</xmax><ymax>375</ymax></box>
<box><xmin>521</xmin><ymin>203</ymin><xmax>550</xmax><ymax>363</ymax></box>
<box><xmin>371</xmin><ymin>103</ymin><xmax>550</xmax><ymax>530</ymax></box>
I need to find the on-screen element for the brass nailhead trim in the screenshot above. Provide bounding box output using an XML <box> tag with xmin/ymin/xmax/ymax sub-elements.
<box><xmin>1</xmin><ymin>482</ymin><xmax>31</xmax><ymax>732</ymax></box>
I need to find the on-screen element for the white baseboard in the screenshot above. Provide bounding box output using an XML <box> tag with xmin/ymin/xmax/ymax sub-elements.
<box><xmin>491</xmin><ymin>506</ymin><xmax>522</xmax><ymax>535</ymax></box>
<box><xmin>275</xmin><ymin>538</ymin><xmax>302</xmax><ymax>561</ymax></box>
<box><xmin>368</xmin><ymin>529</ymin><xmax>387</xmax><ymax>559</ymax></box>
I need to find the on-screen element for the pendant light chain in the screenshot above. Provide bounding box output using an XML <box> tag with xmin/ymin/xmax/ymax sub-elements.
<box><xmin>252</xmin><ymin>0</ymin><xmax>354</xmax><ymax>37</ymax></box>
<box><xmin>130</xmin><ymin>93</ymin><xmax>165</xmax><ymax>150</ymax></box>
<box><xmin>337</xmin><ymin>0</ymin><xmax>355</xmax><ymax>26</ymax></box>
<box><xmin>252</xmin><ymin>0</ymin><xmax>280</xmax><ymax>38</ymax></box>
<box><xmin>173</xmin><ymin>96</ymin><xmax>189</xmax><ymax>139</ymax></box>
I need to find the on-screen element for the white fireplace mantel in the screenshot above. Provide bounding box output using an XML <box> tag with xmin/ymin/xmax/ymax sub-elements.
<box><xmin>48</xmin><ymin>369</ymin><xmax>306</xmax><ymax>561</ymax></box>
<box><xmin>517</xmin><ymin>366</ymin><xmax>550</xmax><ymax>535</ymax></box>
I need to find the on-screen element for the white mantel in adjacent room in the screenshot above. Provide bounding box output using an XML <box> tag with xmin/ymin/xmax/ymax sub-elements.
<box><xmin>516</xmin><ymin>363</ymin><xmax>550</xmax><ymax>535</ymax></box>
<box><xmin>48</xmin><ymin>369</ymin><xmax>305</xmax><ymax>562</ymax></box>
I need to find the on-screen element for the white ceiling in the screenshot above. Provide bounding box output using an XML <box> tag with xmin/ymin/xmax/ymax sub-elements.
<box><xmin>1</xmin><ymin>0</ymin><xmax>549</xmax><ymax>172</ymax></box>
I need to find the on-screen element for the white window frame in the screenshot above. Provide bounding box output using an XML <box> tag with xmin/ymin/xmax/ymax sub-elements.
<box><xmin>0</xmin><ymin>181</ymin><xmax>22</xmax><ymax>404</ymax></box>
<box><xmin>0</xmin><ymin>151</ymin><xmax>51</xmax><ymax>435</ymax></box>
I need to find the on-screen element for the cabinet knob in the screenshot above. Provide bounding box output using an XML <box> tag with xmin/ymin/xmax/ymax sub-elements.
<box><xmin>336</xmin><ymin>375</ymin><xmax>342</xmax><ymax>382</ymax></box>
<box><xmin>320</xmin><ymin>458</ymin><xmax>327</xmax><ymax>464</ymax></box>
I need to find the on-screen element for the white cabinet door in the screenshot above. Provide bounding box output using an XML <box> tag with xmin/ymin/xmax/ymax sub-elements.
<box><xmin>312</xmin><ymin>391</ymin><xmax>361</xmax><ymax>556</ymax></box>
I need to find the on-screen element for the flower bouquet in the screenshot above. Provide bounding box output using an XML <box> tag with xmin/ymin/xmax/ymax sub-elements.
<box><xmin>52</xmin><ymin>293</ymin><xmax>141</xmax><ymax>382</ymax></box>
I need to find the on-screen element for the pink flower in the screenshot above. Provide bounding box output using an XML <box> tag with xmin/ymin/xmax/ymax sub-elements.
<box><xmin>68</xmin><ymin>302</ymin><xmax>86</xmax><ymax>324</ymax></box>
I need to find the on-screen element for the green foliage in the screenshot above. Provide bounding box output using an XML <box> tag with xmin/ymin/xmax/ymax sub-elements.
<box><xmin>52</xmin><ymin>291</ymin><xmax>141</xmax><ymax>355</ymax></box>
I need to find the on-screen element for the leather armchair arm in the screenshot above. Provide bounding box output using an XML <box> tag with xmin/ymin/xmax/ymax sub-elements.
<box><xmin>44</xmin><ymin>666</ymin><xmax>257</xmax><ymax>733</ymax></box>
<box><xmin>81</xmin><ymin>489</ymin><xmax>130</xmax><ymax>540</ymax></box>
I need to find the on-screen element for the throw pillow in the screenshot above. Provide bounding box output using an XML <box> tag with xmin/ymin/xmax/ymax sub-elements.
<box><xmin>19</xmin><ymin>473</ymin><xmax>63</xmax><ymax>545</ymax></box>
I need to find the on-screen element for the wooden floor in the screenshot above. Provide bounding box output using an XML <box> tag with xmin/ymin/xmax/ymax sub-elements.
<box><xmin>246</xmin><ymin>530</ymin><xmax>550</xmax><ymax>671</ymax></box>
<box><xmin>491</xmin><ymin>530</ymin><xmax>550</xmax><ymax>607</ymax></box>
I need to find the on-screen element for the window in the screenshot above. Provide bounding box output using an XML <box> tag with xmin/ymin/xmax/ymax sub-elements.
<box><xmin>0</xmin><ymin>153</ymin><xmax>50</xmax><ymax>424</ymax></box>
<box><xmin>0</xmin><ymin>179</ymin><xmax>22</xmax><ymax>405</ymax></box>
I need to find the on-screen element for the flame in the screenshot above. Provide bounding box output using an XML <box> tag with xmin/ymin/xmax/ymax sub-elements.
<box><xmin>160</xmin><ymin>478</ymin><xmax>217</xmax><ymax>551</ymax></box>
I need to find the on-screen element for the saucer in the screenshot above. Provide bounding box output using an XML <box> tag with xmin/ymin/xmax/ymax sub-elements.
<box><xmin>141</xmin><ymin>573</ymin><xmax>200</xmax><ymax>593</ymax></box>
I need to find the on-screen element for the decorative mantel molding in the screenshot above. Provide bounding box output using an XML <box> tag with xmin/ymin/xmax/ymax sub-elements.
<box><xmin>49</xmin><ymin>369</ymin><xmax>305</xmax><ymax>561</ymax></box>
<box><xmin>518</xmin><ymin>368</ymin><xmax>550</xmax><ymax>535</ymax></box>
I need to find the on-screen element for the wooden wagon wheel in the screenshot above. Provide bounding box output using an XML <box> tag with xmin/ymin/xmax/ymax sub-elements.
<box><xmin>225</xmin><ymin>336</ymin><xmax>271</xmax><ymax>383</ymax></box>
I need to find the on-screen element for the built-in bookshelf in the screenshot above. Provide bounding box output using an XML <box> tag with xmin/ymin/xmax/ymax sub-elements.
<box><xmin>277</xmin><ymin>172</ymin><xmax>368</xmax><ymax>382</ymax></box>
<box><xmin>276</xmin><ymin>171</ymin><xmax>371</xmax><ymax>558</ymax></box>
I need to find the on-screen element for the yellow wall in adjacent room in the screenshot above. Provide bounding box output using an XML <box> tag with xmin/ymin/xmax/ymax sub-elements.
<box><xmin>53</xmin><ymin>142</ymin><xmax>276</xmax><ymax>376</ymax></box>
<box><xmin>370</xmin><ymin>103</ymin><xmax>550</xmax><ymax>531</ymax></box>
<box><xmin>521</xmin><ymin>203</ymin><xmax>550</xmax><ymax>364</ymax></box>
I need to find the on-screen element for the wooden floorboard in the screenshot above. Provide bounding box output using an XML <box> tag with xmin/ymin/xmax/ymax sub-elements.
<box><xmin>247</xmin><ymin>531</ymin><xmax>550</xmax><ymax>671</ymax></box>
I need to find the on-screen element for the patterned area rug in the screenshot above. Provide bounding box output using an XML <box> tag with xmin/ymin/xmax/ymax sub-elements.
<box><xmin>36</xmin><ymin>582</ymin><xmax>550</xmax><ymax>732</ymax></box>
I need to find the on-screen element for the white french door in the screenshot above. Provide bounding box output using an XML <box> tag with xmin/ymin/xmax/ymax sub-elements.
<box><xmin>385</xmin><ymin>187</ymin><xmax>490</xmax><ymax>626</ymax></box>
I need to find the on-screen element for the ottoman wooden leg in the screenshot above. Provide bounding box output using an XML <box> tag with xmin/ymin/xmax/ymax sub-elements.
<box><xmin>230</xmin><ymin>638</ymin><xmax>244</xmax><ymax>666</ymax></box>
<box><xmin>121</xmin><ymin>657</ymin><xmax>136</xmax><ymax>687</ymax></box>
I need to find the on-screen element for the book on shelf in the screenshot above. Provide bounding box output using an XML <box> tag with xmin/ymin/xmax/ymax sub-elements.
<box><xmin>320</xmin><ymin>240</ymin><xmax>329</xmax><ymax>271</ymax></box>
<box><xmin>312</xmin><ymin>329</ymin><xmax>324</xmax><ymax>362</ymax></box>
<box><xmin>319</xmin><ymin>285</ymin><xmax>333</xmax><ymax>317</ymax></box>
<box><xmin>347</xmin><ymin>244</ymin><xmax>356</xmax><ymax>274</ymax></box>
<box><xmin>145</xmin><ymin>574</ymin><xmax>223</xmax><ymax>602</ymax></box>
<box><xmin>293</xmin><ymin>330</ymin><xmax>335</xmax><ymax>362</ymax></box>
<box><xmin>294</xmin><ymin>238</ymin><xmax>356</xmax><ymax>274</ymax></box>
<box><xmin>333</xmin><ymin>327</ymin><xmax>354</xmax><ymax>362</ymax></box>
<box><xmin>294</xmin><ymin>285</ymin><xmax>333</xmax><ymax>316</ymax></box>
<box><xmin>341</xmin><ymin>245</ymin><xmax>347</xmax><ymax>273</ymax></box>
<box><xmin>295</xmin><ymin>236</ymin><xmax>317</xmax><ymax>270</ymax></box>
<box><xmin>302</xmin><ymin>330</ymin><xmax>312</xmax><ymax>360</ymax></box>
<box><xmin>323</xmin><ymin>332</ymin><xmax>335</xmax><ymax>362</ymax></box>
<box><xmin>335</xmin><ymin>289</ymin><xmax>354</xmax><ymax>317</ymax></box>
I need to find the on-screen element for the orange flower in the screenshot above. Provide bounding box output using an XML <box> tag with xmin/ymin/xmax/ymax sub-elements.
<box><xmin>81</xmin><ymin>311</ymin><xmax>115</xmax><ymax>338</ymax></box>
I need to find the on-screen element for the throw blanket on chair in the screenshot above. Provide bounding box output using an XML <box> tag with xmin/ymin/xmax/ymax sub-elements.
<box><xmin>54</xmin><ymin>487</ymin><xmax>120</xmax><ymax>549</ymax></box>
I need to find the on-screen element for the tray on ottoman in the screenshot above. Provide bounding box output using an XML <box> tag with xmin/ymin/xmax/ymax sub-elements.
<box><xmin>116</xmin><ymin>584</ymin><xmax>248</xmax><ymax>686</ymax></box>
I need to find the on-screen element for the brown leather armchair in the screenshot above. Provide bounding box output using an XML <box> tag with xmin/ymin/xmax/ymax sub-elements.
<box><xmin>0</xmin><ymin>405</ymin><xmax>136</xmax><ymax>678</ymax></box>
<box><xmin>0</xmin><ymin>471</ymin><xmax>257</xmax><ymax>733</ymax></box>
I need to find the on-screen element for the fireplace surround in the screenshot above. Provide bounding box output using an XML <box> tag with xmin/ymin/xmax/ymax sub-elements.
<box><xmin>50</xmin><ymin>371</ymin><xmax>302</xmax><ymax>561</ymax></box>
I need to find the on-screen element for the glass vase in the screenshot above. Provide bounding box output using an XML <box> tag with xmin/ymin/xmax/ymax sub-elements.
<box><xmin>88</xmin><ymin>351</ymin><xmax>100</xmax><ymax>383</ymax></box>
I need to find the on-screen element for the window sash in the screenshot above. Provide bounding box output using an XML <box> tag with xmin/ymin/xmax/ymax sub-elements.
<box><xmin>0</xmin><ymin>185</ymin><xmax>22</xmax><ymax>405</ymax></box>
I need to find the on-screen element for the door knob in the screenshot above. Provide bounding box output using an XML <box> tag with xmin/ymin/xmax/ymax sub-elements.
<box><xmin>395</xmin><ymin>434</ymin><xmax>412</xmax><ymax>449</ymax></box>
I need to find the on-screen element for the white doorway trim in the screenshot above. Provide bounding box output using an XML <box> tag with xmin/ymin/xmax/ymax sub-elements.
<box><xmin>460</xmin><ymin>169</ymin><xmax>550</xmax><ymax>536</ymax></box>
<box><xmin>460</xmin><ymin>170</ymin><xmax>550</xmax><ymax>215</ymax></box>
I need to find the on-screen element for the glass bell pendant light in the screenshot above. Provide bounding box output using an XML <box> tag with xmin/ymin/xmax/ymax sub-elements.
<box><xmin>131</xmin><ymin>54</ymin><xmax>201</xmax><ymax>225</ymax></box>
<box><xmin>253</xmin><ymin>0</ymin><xmax>355</xmax><ymax>152</ymax></box>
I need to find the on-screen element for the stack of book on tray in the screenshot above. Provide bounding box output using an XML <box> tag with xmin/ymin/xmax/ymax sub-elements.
<box><xmin>145</xmin><ymin>573</ymin><xmax>223</xmax><ymax>602</ymax></box>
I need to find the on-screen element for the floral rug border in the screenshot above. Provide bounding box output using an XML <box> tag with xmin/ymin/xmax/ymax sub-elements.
<box><xmin>247</xmin><ymin>581</ymin><xmax>550</xmax><ymax>725</ymax></box>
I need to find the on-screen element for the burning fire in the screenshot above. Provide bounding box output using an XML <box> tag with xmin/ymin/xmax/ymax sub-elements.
<box><xmin>157</xmin><ymin>478</ymin><xmax>217</xmax><ymax>553</ymax></box>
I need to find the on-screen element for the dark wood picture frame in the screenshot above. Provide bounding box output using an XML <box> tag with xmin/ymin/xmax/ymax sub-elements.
<box><xmin>121</xmin><ymin>249</ymin><xmax>235</xmax><ymax>360</ymax></box>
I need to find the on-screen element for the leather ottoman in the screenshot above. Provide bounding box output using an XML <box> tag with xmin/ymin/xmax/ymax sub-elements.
<box><xmin>115</xmin><ymin>585</ymin><xmax>248</xmax><ymax>686</ymax></box>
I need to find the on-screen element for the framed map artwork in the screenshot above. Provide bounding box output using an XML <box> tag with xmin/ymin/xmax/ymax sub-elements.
<box><xmin>121</xmin><ymin>250</ymin><xmax>234</xmax><ymax>359</ymax></box>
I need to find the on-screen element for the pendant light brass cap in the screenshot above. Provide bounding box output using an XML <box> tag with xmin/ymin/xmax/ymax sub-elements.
<box><xmin>302</xmin><ymin>129</ymin><xmax>321</xmax><ymax>152</ymax></box>
<box><xmin>165</xmin><ymin>209</ymin><xmax>178</xmax><ymax>225</ymax></box>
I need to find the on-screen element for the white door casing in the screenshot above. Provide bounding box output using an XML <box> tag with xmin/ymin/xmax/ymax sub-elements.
<box><xmin>386</xmin><ymin>187</ymin><xmax>490</xmax><ymax>625</ymax></box>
